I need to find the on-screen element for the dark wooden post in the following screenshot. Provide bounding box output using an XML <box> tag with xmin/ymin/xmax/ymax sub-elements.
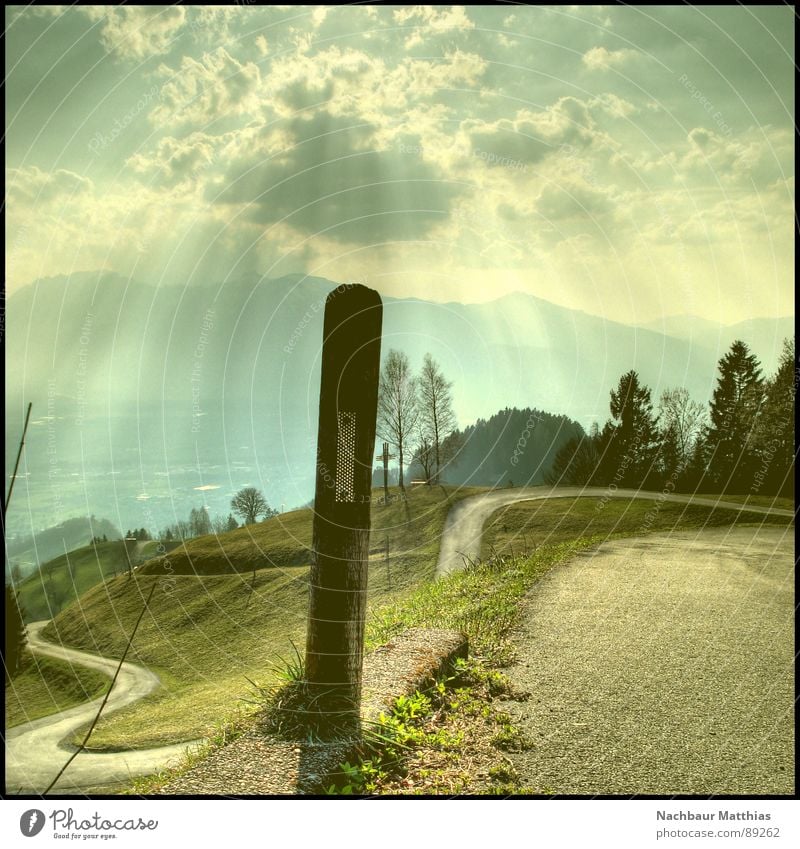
<box><xmin>305</xmin><ymin>284</ymin><xmax>382</xmax><ymax>720</ymax></box>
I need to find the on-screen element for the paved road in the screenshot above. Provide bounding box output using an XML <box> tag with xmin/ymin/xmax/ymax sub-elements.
<box><xmin>499</xmin><ymin>526</ymin><xmax>794</xmax><ymax>794</ymax></box>
<box><xmin>436</xmin><ymin>486</ymin><xmax>794</xmax><ymax>577</ymax></box>
<box><xmin>5</xmin><ymin>622</ymin><xmax>196</xmax><ymax>795</ymax></box>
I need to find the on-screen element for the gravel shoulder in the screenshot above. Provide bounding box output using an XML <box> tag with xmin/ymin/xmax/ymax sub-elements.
<box><xmin>498</xmin><ymin>525</ymin><xmax>794</xmax><ymax>795</ymax></box>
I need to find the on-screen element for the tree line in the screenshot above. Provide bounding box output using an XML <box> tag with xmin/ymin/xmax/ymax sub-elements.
<box><xmin>159</xmin><ymin>487</ymin><xmax>278</xmax><ymax>541</ymax></box>
<box><xmin>547</xmin><ymin>339</ymin><xmax>794</xmax><ymax>497</ymax></box>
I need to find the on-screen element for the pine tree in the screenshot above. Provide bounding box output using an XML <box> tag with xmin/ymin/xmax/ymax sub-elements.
<box><xmin>752</xmin><ymin>338</ymin><xmax>795</xmax><ymax>496</ymax></box>
<box><xmin>603</xmin><ymin>371</ymin><xmax>660</xmax><ymax>488</ymax></box>
<box><xmin>705</xmin><ymin>340</ymin><xmax>764</xmax><ymax>493</ymax></box>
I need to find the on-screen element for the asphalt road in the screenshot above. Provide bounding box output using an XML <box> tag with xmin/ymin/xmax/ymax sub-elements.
<box><xmin>4</xmin><ymin>622</ymin><xmax>195</xmax><ymax>794</ymax></box>
<box><xmin>436</xmin><ymin>486</ymin><xmax>794</xmax><ymax>577</ymax></box>
<box><xmin>498</xmin><ymin>525</ymin><xmax>794</xmax><ymax>794</ymax></box>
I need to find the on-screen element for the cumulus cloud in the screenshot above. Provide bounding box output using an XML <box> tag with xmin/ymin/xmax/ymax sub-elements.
<box><xmin>126</xmin><ymin>133</ymin><xmax>218</xmax><ymax>186</ymax></box>
<box><xmin>6</xmin><ymin>166</ymin><xmax>93</xmax><ymax>204</ymax></box>
<box><xmin>582</xmin><ymin>46</ymin><xmax>638</xmax><ymax>71</ymax></box>
<box><xmin>79</xmin><ymin>6</ymin><xmax>187</xmax><ymax>61</ymax></box>
<box><xmin>393</xmin><ymin>6</ymin><xmax>474</xmax><ymax>48</ymax></box>
<box><xmin>151</xmin><ymin>47</ymin><xmax>261</xmax><ymax>128</ymax></box>
<box><xmin>465</xmin><ymin>97</ymin><xmax>606</xmax><ymax>169</ymax></box>
<box><xmin>209</xmin><ymin>111</ymin><xmax>462</xmax><ymax>243</ymax></box>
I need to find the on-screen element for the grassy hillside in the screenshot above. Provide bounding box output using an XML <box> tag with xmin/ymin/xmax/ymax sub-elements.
<box><xmin>480</xmin><ymin>496</ymin><xmax>794</xmax><ymax>559</ymax></box>
<box><xmin>43</xmin><ymin>485</ymin><xmax>483</xmax><ymax>747</ymax></box>
<box><xmin>139</xmin><ymin>485</ymin><xmax>483</xmax><ymax>578</ymax></box>
<box><xmin>6</xmin><ymin>651</ymin><xmax>109</xmax><ymax>728</ymax></box>
<box><xmin>7</xmin><ymin>516</ymin><xmax>122</xmax><ymax>578</ymax></box>
<box><xmin>17</xmin><ymin>539</ymin><xmax>181</xmax><ymax>623</ymax></box>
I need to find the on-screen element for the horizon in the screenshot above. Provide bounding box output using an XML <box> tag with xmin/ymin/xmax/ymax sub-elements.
<box><xmin>8</xmin><ymin>268</ymin><xmax>795</xmax><ymax>327</ymax></box>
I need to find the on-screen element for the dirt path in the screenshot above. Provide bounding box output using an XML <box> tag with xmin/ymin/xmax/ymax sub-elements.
<box><xmin>436</xmin><ymin>486</ymin><xmax>794</xmax><ymax>577</ymax></box>
<box><xmin>4</xmin><ymin>622</ymin><xmax>196</xmax><ymax>795</ymax></box>
<box><xmin>498</xmin><ymin>526</ymin><xmax>794</xmax><ymax>795</ymax></box>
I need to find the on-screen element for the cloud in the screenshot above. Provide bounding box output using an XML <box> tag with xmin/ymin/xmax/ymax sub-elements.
<box><xmin>209</xmin><ymin>111</ymin><xmax>462</xmax><ymax>243</ymax></box>
<box><xmin>126</xmin><ymin>133</ymin><xmax>218</xmax><ymax>186</ymax></box>
<box><xmin>6</xmin><ymin>166</ymin><xmax>93</xmax><ymax>204</ymax></box>
<box><xmin>536</xmin><ymin>180</ymin><xmax>614</xmax><ymax>221</ymax></box>
<box><xmin>582</xmin><ymin>46</ymin><xmax>638</xmax><ymax>71</ymax></box>
<box><xmin>151</xmin><ymin>47</ymin><xmax>261</xmax><ymax>128</ymax></box>
<box><xmin>81</xmin><ymin>6</ymin><xmax>187</xmax><ymax>61</ymax></box>
<box><xmin>393</xmin><ymin>6</ymin><xmax>474</xmax><ymax>49</ymax></box>
<box><xmin>464</xmin><ymin>97</ymin><xmax>605</xmax><ymax>168</ymax></box>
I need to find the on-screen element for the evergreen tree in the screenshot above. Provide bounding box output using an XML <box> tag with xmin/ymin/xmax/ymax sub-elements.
<box><xmin>705</xmin><ymin>340</ymin><xmax>764</xmax><ymax>493</ymax></box>
<box><xmin>752</xmin><ymin>338</ymin><xmax>795</xmax><ymax>497</ymax></box>
<box><xmin>545</xmin><ymin>432</ymin><xmax>599</xmax><ymax>486</ymax></box>
<box><xmin>602</xmin><ymin>371</ymin><xmax>660</xmax><ymax>488</ymax></box>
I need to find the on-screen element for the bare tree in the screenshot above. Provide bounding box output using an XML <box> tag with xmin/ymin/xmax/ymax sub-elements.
<box><xmin>658</xmin><ymin>388</ymin><xmax>707</xmax><ymax>472</ymax></box>
<box><xmin>231</xmin><ymin>487</ymin><xmax>271</xmax><ymax>525</ymax></box>
<box><xmin>412</xmin><ymin>424</ymin><xmax>435</xmax><ymax>484</ymax></box>
<box><xmin>416</xmin><ymin>354</ymin><xmax>457</xmax><ymax>485</ymax></box>
<box><xmin>377</xmin><ymin>350</ymin><xmax>418</xmax><ymax>489</ymax></box>
<box><xmin>189</xmin><ymin>506</ymin><xmax>212</xmax><ymax>537</ymax></box>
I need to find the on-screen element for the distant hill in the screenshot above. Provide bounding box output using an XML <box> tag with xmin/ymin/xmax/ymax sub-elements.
<box><xmin>15</xmin><ymin>538</ymin><xmax>179</xmax><ymax>622</ymax></box>
<box><xmin>5</xmin><ymin>270</ymin><xmax>792</xmax><ymax>534</ymax></box>
<box><xmin>412</xmin><ymin>407</ymin><xmax>585</xmax><ymax>487</ymax></box>
<box><xmin>639</xmin><ymin>314</ymin><xmax>793</xmax><ymax>360</ymax></box>
<box><xmin>6</xmin><ymin>516</ymin><xmax>122</xmax><ymax>579</ymax></box>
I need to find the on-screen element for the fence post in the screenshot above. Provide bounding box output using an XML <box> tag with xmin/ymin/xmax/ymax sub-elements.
<box><xmin>305</xmin><ymin>284</ymin><xmax>382</xmax><ymax>722</ymax></box>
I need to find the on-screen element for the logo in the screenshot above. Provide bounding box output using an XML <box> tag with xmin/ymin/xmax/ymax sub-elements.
<box><xmin>20</xmin><ymin>810</ymin><xmax>46</xmax><ymax>837</ymax></box>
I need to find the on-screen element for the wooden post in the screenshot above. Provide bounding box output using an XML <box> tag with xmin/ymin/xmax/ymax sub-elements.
<box><xmin>305</xmin><ymin>284</ymin><xmax>382</xmax><ymax>720</ymax></box>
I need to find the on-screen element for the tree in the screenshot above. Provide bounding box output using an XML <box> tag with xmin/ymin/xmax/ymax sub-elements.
<box><xmin>751</xmin><ymin>338</ymin><xmax>795</xmax><ymax>497</ymax></box>
<box><xmin>231</xmin><ymin>487</ymin><xmax>271</xmax><ymax>525</ymax></box>
<box><xmin>546</xmin><ymin>432</ymin><xmax>599</xmax><ymax>485</ymax></box>
<box><xmin>416</xmin><ymin>354</ymin><xmax>458</xmax><ymax>485</ymax></box>
<box><xmin>189</xmin><ymin>507</ymin><xmax>211</xmax><ymax>538</ymax></box>
<box><xmin>705</xmin><ymin>340</ymin><xmax>764</xmax><ymax>493</ymax></box>
<box><xmin>602</xmin><ymin>371</ymin><xmax>660</xmax><ymax>488</ymax></box>
<box><xmin>5</xmin><ymin>584</ymin><xmax>26</xmax><ymax>681</ymax></box>
<box><xmin>412</xmin><ymin>423</ymin><xmax>435</xmax><ymax>484</ymax></box>
<box><xmin>658</xmin><ymin>388</ymin><xmax>706</xmax><ymax>479</ymax></box>
<box><xmin>225</xmin><ymin>514</ymin><xmax>239</xmax><ymax>532</ymax></box>
<box><xmin>377</xmin><ymin>350</ymin><xmax>419</xmax><ymax>489</ymax></box>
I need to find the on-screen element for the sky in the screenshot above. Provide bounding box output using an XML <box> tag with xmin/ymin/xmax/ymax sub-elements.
<box><xmin>5</xmin><ymin>4</ymin><xmax>795</xmax><ymax>324</ymax></box>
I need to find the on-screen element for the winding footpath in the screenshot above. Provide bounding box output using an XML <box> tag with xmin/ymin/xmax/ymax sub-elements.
<box><xmin>5</xmin><ymin>487</ymin><xmax>793</xmax><ymax>794</ymax></box>
<box><xmin>5</xmin><ymin>623</ymin><xmax>196</xmax><ymax>794</ymax></box>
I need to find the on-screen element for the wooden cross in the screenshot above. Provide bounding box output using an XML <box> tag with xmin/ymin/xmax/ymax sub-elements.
<box><xmin>375</xmin><ymin>441</ymin><xmax>396</xmax><ymax>504</ymax></box>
